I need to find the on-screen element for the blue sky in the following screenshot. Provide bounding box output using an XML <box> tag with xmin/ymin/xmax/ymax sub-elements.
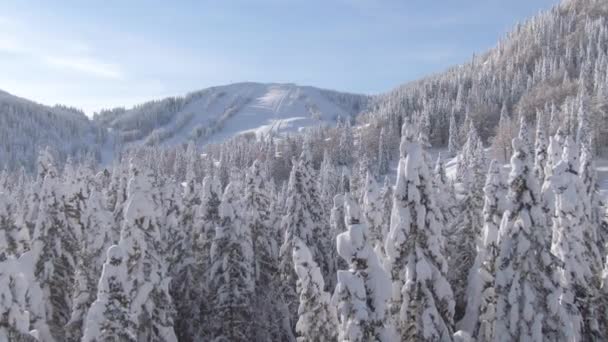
<box><xmin>0</xmin><ymin>0</ymin><xmax>559</xmax><ymax>115</ymax></box>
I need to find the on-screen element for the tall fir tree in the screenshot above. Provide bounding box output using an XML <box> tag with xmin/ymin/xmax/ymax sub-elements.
<box><xmin>244</xmin><ymin>161</ymin><xmax>292</xmax><ymax>341</ymax></box>
<box><xmin>549</xmin><ymin>137</ymin><xmax>603</xmax><ymax>341</ymax></box>
<box><xmin>81</xmin><ymin>245</ymin><xmax>136</xmax><ymax>342</ymax></box>
<box><xmin>448</xmin><ymin>139</ymin><xmax>485</xmax><ymax>321</ymax></box>
<box><xmin>385</xmin><ymin>122</ymin><xmax>455</xmax><ymax>341</ymax></box>
<box><xmin>533</xmin><ymin>114</ymin><xmax>548</xmax><ymax>181</ymax></box>
<box><xmin>460</xmin><ymin>160</ymin><xmax>507</xmax><ymax>339</ymax></box>
<box><xmin>293</xmin><ymin>239</ymin><xmax>337</xmax><ymax>342</ymax></box>
<box><xmin>448</xmin><ymin>110</ymin><xmax>459</xmax><ymax>156</ymax></box>
<box><xmin>279</xmin><ymin>144</ymin><xmax>330</xmax><ymax>326</ymax></box>
<box><xmin>118</xmin><ymin>162</ymin><xmax>177</xmax><ymax>342</ymax></box>
<box><xmin>31</xmin><ymin>149</ymin><xmax>78</xmax><ymax>341</ymax></box>
<box><xmin>494</xmin><ymin>132</ymin><xmax>580</xmax><ymax>342</ymax></box>
<box><xmin>333</xmin><ymin>194</ymin><xmax>394</xmax><ymax>341</ymax></box>
<box><xmin>208</xmin><ymin>182</ymin><xmax>255</xmax><ymax>342</ymax></box>
<box><xmin>0</xmin><ymin>253</ymin><xmax>39</xmax><ymax>342</ymax></box>
<box><xmin>194</xmin><ymin>175</ymin><xmax>222</xmax><ymax>339</ymax></box>
<box><xmin>362</xmin><ymin>171</ymin><xmax>385</xmax><ymax>252</ymax></box>
<box><xmin>65</xmin><ymin>184</ymin><xmax>115</xmax><ymax>342</ymax></box>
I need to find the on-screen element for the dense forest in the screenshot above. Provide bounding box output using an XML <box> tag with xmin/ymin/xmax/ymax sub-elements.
<box><xmin>1</xmin><ymin>0</ymin><xmax>608</xmax><ymax>341</ymax></box>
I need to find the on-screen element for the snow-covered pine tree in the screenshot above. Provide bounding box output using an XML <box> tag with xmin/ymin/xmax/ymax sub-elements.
<box><xmin>362</xmin><ymin>171</ymin><xmax>385</xmax><ymax>252</ymax></box>
<box><xmin>550</xmin><ymin>137</ymin><xmax>603</xmax><ymax>341</ymax></box>
<box><xmin>378</xmin><ymin>127</ymin><xmax>391</xmax><ymax>175</ymax></box>
<box><xmin>161</xmin><ymin>180</ymin><xmax>199</xmax><ymax>342</ymax></box>
<box><xmin>208</xmin><ymin>182</ymin><xmax>254</xmax><ymax>342</ymax></box>
<box><xmin>456</xmin><ymin>121</ymin><xmax>480</xmax><ymax>183</ymax></box>
<box><xmin>0</xmin><ymin>254</ymin><xmax>38</xmax><ymax>341</ymax></box>
<box><xmin>194</xmin><ymin>175</ymin><xmax>222</xmax><ymax>339</ymax></box>
<box><xmin>433</xmin><ymin>153</ymin><xmax>457</xmax><ymax>225</ymax></box>
<box><xmin>448</xmin><ymin>138</ymin><xmax>485</xmax><ymax>321</ymax></box>
<box><xmin>576</xmin><ymin>87</ymin><xmax>593</xmax><ymax>153</ymax></box>
<box><xmin>329</xmin><ymin>194</ymin><xmax>348</xmax><ymax>274</ymax></box>
<box><xmin>63</xmin><ymin>162</ymin><xmax>92</xmax><ymax>251</ymax></box>
<box><xmin>336</xmin><ymin>119</ymin><xmax>355</xmax><ymax>168</ymax></box>
<box><xmin>460</xmin><ymin>160</ymin><xmax>507</xmax><ymax>340</ymax></box>
<box><xmin>195</xmin><ymin>175</ymin><xmax>222</xmax><ymax>271</ymax></box>
<box><xmin>544</xmin><ymin>135</ymin><xmax>562</xmax><ymax>181</ymax></box>
<box><xmin>0</xmin><ymin>191</ymin><xmax>28</xmax><ymax>256</ymax></box>
<box><xmin>540</xmin><ymin>135</ymin><xmax>563</xmax><ymax>222</ymax></box>
<box><xmin>533</xmin><ymin>113</ymin><xmax>548</xmax><ymax>181</ymax></box>
<box><xmin>580</xmin><ymin>144</ymin><xmax>607</xmax><ymax>261</ymax></box>
<box><xmin>169</xmin><ymin>170</ymin><xmax>200</xmax><ymax>342</ymax></box>
<box><xmin>81</xmin><ymin>245</ymin><xmax>136</xmax><ymax>342</ymax></box>
<box><xmin>448</xmin><ymin>110</ymin><xmax>459</xmax><ymax>156</ymax></box>
<box><xmin>494</xmin><ymin>133</ymin><xmax>580</xmax><ymax>342</ymax></box>
<box><xmin>30</xmin><ymin>149</ymin><xmax>78</xmax><ymax>341</ymax></box>
<box><xmin>319</xmin><ymin>150</ymin><xmax>338</xmax><ymax>213</ymax></box>
<box><xmin>118</xmin><ymin>162</ymin><xmax>177</xmax><ymax>342</ymax></box>
<box><xmin>333</xmin><ymin>194</ymin><xmax>393</xmax><ymax>341</ymax></box>
<box><xmin>385</xmin><ymin>122</ymin><xmax>455</xmax><ymax>341</ymax></box>
<box><xmin>244</xmin><ymin>160</ymin><xmax>292</xmax><ymax>341</ymax></box>
<box><xmin>293</xmin><ymin>239</ymin><xmax>337</xmax><ymax>342</ymax></box>
<box><xmin>65</xmin><ymin>183</ymin><xmax>115</xmax><ymax>342</ymax></box>
<box><xmin>279</xmin><ymin>144</ymin><xmax>330</xmax><ymax>324</ymax></box>
<box><xmin>492</xmin><ymin>103</ymin><xmax>514</xmax><ymax>163</ymax></box>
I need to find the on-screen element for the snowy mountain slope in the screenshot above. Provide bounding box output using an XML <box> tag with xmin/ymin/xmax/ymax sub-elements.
<box><xmin>0</xmin><ymin>90</ymin><xmax>107</xmax><ymax>172</ymax></box>
<box><xmin>95</xmin><ymin>82</ymin><xmax>370</xmax><ymax>147</ymax></box>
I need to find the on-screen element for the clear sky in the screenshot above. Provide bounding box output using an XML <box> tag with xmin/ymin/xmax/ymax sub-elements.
<box><xmin>0</xmin><ymin>0</ymin><xmax>559</xmax><ymax>115</ymax></box>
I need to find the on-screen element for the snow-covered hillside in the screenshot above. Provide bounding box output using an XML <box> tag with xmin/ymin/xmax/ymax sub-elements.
<box><xmin>95</xmin><ymin>82</ymin><xmax>370</xmax><ymax>147</ymax></box>
<box><xmin>0</xmin><ymin>90</ymin><xmax>107</xmax><ymax>172</ymax></box>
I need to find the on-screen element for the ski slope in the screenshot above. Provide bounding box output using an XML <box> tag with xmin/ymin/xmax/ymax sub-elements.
<box><xmin>101</xmin><ymin>82</ymin><xmax>369</xmax><ymax>147</ymax></box>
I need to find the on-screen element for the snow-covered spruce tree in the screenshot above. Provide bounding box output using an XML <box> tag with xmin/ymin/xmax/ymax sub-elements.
<box><xmin>362</xmin><ymin>171</ymin><xmax>386</xmax><ymax>252</ymax></box>
<box><xmin>576</xmin><ymin>87</ymin><xmax>593</xmax><ymax>153</ymax></box>
<box><xmin>81</xmin><ymin>245</ymin><xmax>136</xmax><ymax>342</ymax></box>
<box><xmin>447</xmin><ymin>110</ymin><xmax>459</xmax><ymax>156</ymax></box>
<box><xmin>208</xmin><ymin>182</ymin><xmax>254</xmax><ymax>342</ymax></box>
<box><xmin>194</xmin><ymin>175</ymin><xmax>222</xmax><ymax>339</ymax></box>
<box><xmin>319</xmin><ymin>149</ymin><xmax>338</xmax><ymax>213</ymax></box>
<box><xmin>329</xmin><ymin>194</ymin><xmax>348</xmax><ymax>274</ymax></box>
<box><xmin>378</xmin><ymin>127</ymin><xmax>391</xmax><ymax>175</ymax></box>
<box><xmin>550</xmin><ymin>137</ymin><xmax>603</xmax><ymax>341</ymax></box>
<box><xmin>448</xmin><ymin>139</ymin><xmax>485</xmax><ymax>321</ymax></box>
<box><xmin>170</xmin><ymin>163</ymin><xmax>201</xmax><ymax>342</ymax></box>
<box><xmin>0</xmin><ymin>254</ymin><xmax>38</xmax><ymax>342</ymax></box>
<box><xmin>494</xmin><ymin>135</ymin><xmax>580</xmax><ymax>342</ymax></box>
<box><xmin>279</xmin><ymin>145</ymin><xmax>330</xmax><ymax>324</ymax></box>
<box><xmin>492</xmin><ymin>103</ymin><xmax>515</xmax><ymax>163</ymax></box>
<box><xmin>579</xmin><ymin>145</ymin><xmax>607</xmax><ymax>261</ymax></box>
<box><xmin>194</xmin><ymin>175</ymin><xmax>222</xmax><ymax>271</ymax></box>
<box><xmin>433</xmin><ymin>154</ymin><xmax>457</xmax><ymax>225</ymax></box>
<box><xmin>63</xmin><ymin>162</ymin><xmax>93</xmax><ymax>250</ymax></box>
<box><xmin>118</xmin><ymin>162</ymin><xmax>177</xmax><ymax>342</ymax></box>
<box><xmin>65</xmin><ymin>184</ymin><xmax>115</xmax><ymax>342</ymax></box>
<box><xmin>336</xmin><ymin>119</ymin><xmax>355</xmax><ymax>168</ymax></box>
<box><xmin>460</xmin><ymin>160</ymin><xmax>507</xmax><ymax>339</ymax></box>
<box><xmin>293</xmin><ymin>239</ymin><xmax>337</xmax><ymax>342</ymax></box>
<box><xmin>540</xmin><ymin>135</ymin><xmax>563</xmax><ymax>223</ymax></box>
<box><xmin>161</xmin><ymin>180</ymin><xmax>200</xmax><ymax>342</ymax></box>
<box><xmin>333</xmin><ymin>194</ymin><xmax>393</xmax><ymax>341</ymax></box>
<box><xmin>244</xmin><ymin>160</ymin><xmax>291</xmax><ymax>341</ymax></box>
<box><xmin>0</xmin><ymin>191</ymin><xmax>29</xmax><ymax>256</ymax></box>
<box><xmin>456</xmin><ymin>121</ymin><xmax>480</xmax><ymax>183</ymax></box>
<box><xmin>385</xmin><ymin>122</ymin><xmax>455</xmax><ymax>341</ymax></box>
<box><xmin>544</xmin><ymin>135</ymin><xmax>563</xmax><ymax>181</ymax></box>
<box><xmin>30</xmin><ymin>150</ymin><xmax>78</xmax><ymax>341</ymax></box>
<box><xmin>533</xmin><ymin>113</ymin><xmax>548</xmax><ymax>181</ymax></box>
